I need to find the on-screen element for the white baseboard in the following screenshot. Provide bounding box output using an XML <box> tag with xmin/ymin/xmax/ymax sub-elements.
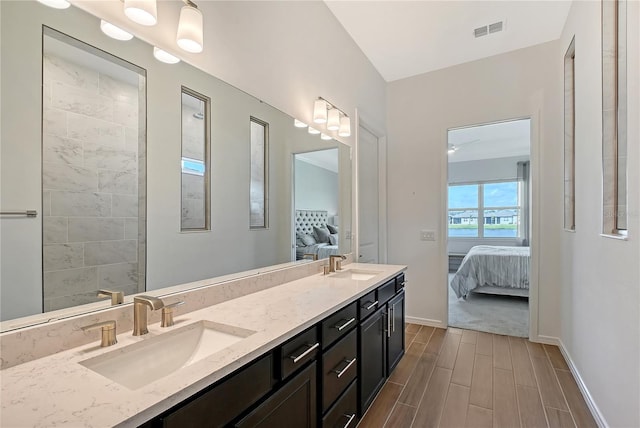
<box><xmin>406</xmin><ymin>316</ymin><xmax>446</xmax><ymax>329</ymax></box>
<box><xmin>530</xmin><ymin>335</ymin><xmax>608</xmax><ymax>428</ymax></box>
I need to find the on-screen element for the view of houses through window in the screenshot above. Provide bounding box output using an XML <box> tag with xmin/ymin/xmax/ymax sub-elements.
<box><xmin>448</xmin><ymin>181</ymin><xmax>521</xmax><ymax>238</ymax></box>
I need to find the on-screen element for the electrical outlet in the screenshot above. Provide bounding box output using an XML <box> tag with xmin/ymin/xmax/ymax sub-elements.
<box><xmin>420</xmin><ymin>230</ymin><xmax>436</xmax><ymax>241</ymax></box>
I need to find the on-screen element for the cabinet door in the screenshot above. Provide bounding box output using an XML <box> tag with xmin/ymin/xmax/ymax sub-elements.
<box><xmin>387</xmin><ymin>291</ymin><xmax>405</xmax><ymax>374</ymax></box>
<box><xmin>235</xmin><ymin>361</ymin><xmax>317</xmax><ymax>428</ymax></box>
<box><xmin>358</xmin><ymin>306</ymin><xmax>386</xmax><ymax>415</ymax></box>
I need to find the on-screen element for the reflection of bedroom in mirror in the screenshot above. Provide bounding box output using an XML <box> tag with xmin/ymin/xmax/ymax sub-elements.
<box><xmin>446</xmin><ymin>119</ymin><xmax>531</xmax><ymax>337</ymax></box>
<box><xmin>41</xmin><ymin>28</ymin><xmax>147</xmax><ymax>312</ymax></box>
<box><xmin>293</xmin><ymin>149</ymin><xmax>342</xmax><ymax>261</ymax></box>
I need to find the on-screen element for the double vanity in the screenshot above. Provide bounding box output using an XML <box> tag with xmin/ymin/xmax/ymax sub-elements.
<box><xmin>1</xmin><ymin>262</ymin><xmax>406</xmax><ymax>427</ymax></box>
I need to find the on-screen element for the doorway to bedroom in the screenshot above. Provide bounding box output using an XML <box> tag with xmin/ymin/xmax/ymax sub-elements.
<box><xmin>446</xmin><ymin>119</ymin><xmax>531</xmax><ymax>337</ymax></box>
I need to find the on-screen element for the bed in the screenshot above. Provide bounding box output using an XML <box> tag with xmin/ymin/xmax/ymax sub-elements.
<box><xmin>295</xmin><ymin>210</ymin><xmax>341</xmax><ymax>260</ymax></box>
<box><xmin>450</xmin><ymin>245</ymin><xmax>530</xmax><ymax>299</ymax></box>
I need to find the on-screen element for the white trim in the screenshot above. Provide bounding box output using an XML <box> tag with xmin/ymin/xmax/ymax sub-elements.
<box><xmin>406</xmin><ymin>316</ymin><xmax>447</xmax><ymax>329</ymax></box>
<box><xmin>532</xmin><ymin>336</ymin><xmax>609</xmax><ymax>428</ymax></box>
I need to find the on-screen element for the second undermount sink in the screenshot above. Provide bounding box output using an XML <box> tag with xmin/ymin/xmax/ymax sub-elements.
<box><xmin>80</xmin><ymin>321</ymin><xmax>256</xmax><ymax>390</ymax></box>
<box><xmin>331</xmin><ymin>269</ymin><xmax>382</xmax><ymax>281</ymax></box>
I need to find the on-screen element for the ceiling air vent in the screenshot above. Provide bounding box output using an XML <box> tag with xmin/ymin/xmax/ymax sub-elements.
<box><xmin>474</xmin><ymin>20</ymin><xmax>505</xmax><ymax>38</ymax></box>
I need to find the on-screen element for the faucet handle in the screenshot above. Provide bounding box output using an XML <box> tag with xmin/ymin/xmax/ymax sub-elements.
<box><xmin>161</xmin><ymin>301</ymin><xmax>185</xmax><ymax>327</ymax></box>
<box><xmin>97</xmin><ymin>289</ymin><xmax>124</xmax><ymax>305</ymax></box>
<box><xmin>82</xmin><ymin>320</ymin><xmax>117</xmax><ymax>347</ymax></box>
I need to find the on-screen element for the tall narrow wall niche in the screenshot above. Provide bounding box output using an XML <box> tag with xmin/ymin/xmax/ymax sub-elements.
<box><xmin>42</xmin><ymin>28</ymin><xmax>147</xmax><ymax>311</ymax></box>
<box><xmin>601</xmin><ymin>0</ymin><xmax>628</xmax><ymax>235</ymax></box>
<box><xmin>564</xmin><ymin>37</ymin><xmax>576</xmax><ymax>231</ymax></box>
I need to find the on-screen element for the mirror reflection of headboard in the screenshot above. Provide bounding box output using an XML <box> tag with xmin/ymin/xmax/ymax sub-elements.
<box><xmin>295</xmin><ymin>210</ymin><xmax>329</xmax><ymax>236</ymax></box>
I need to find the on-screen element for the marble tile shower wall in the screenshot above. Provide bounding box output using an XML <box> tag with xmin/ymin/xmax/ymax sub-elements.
<box><xmin>181</xmin><ymin>104</ymin><xmax>206</xmax><ymax>229</ymax></box>
<box><xmin>42</xmin><ymin>54</ymin><xmax>141</xmax><ymax>311</ymax></box>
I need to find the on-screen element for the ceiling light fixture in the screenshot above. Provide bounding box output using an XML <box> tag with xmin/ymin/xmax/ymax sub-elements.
<box><xmin>176</xmin><ymin>1</ymin><xmax>204</xmax><ymax>53</ymax></box>
<box><xmin>308</xmin><ymin>127</ymin><xmax>320</xmax><ymax>135</ymax></box>
<box><xmin>100</xmin><ymin>20</ymin><xmax>134</xmax><ymax>41</ymax></box>
<box><xmin>313</xmin><ymin>99</ymin><xmax>328</xmax><ymax>124</ymax></box>
<box><xmin>320</xmin><ymin>133</ymin><xmax>333</xmax><ymax>141</ymax></box>
<box><xmin>153</xmin><ymin>47</ymin><xmax>180</xmax><ymax>64</ymax></box>
<box><xmin>312</xmin><ymin>97</ymin><xmax>351</xmax><ymax>138</ymax></box>
<box><xmin>36</xmin><ymin>0</ymin><xmax>70</xmax><ymax>9</ymax></box>
<box><xmin>294</xmin><ymin>119</ymin><xmax>307</xmax><ymax>128</ymax></box>
<box><xmin>124</xmin><ymin>0</ymin><xmax>157</xmax><ymax>26</ymax></box>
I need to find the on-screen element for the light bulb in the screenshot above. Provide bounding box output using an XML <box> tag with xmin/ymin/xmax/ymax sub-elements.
<box><xmin>308</xmin><ymin>127</ymin><xmax>320</xmax><ymax>135</ymax></box>
<box><xmin>313</xmin><ymin>99</ymin><xmax>327</xmax><ymax>124</ymax></box>
<box><xmin>338</xmin><ymin>116</ymin><xmax>351</xmax><ymax>137</ymax></box>
<box><xmin>36</xmin><ymin>0</ymin><xmax>70</xmax><ymax>9</ymax></box>
<box><xmin>294</xmin><ymin>119</ymin><xmax>307</xmax><ymax>128</ymax></box>
<box><xmin>321</xmin><ymin>133</ymin><xmax>333</xmax><ymax>141</ymax></box>
<box><xmin>124</xmin><ymin>0</ymin><xmax>157</xmax><ymax>26</ymax></box>
<box><xmin>177</xmin><ymin>6</ymin><xmax>204</xmax><ymax>53</ymax></box>
<box><xmin>100</xmin><ymin>20</ymin><xmax>134</xmax><ymax>41</ymax></box>
<box><xmin>327</xmin><ymin>109</ymin><xmax>340</xmax><ymax>131</ymax></box>
<box><xmin>153</xmin><ymin>47</ymin><xmax>180</xmax><ymax>64</ymax></box>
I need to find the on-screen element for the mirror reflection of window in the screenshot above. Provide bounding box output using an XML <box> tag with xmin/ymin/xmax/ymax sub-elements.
<box><xmin>181</xmin><ymin>88</ymin><xmax>210</xmax><ymax>231</ymax></box>
<box><xmin>250</xmin><ymin>118</ymin><xmax>268</xmax><ymax>229</ymax></box>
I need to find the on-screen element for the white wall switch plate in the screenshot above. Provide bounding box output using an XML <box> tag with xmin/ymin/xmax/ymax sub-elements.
<box><xmin>420</xmin><ymin>230</ymin><xmax>436</xmax><ymax>241</ymax></box>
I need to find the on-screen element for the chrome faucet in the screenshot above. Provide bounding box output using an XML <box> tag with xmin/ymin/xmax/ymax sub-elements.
<box><xmin>329</xmin><ymin>255</ymin><xmax>347</xmax><ymax>273</ymax></box>
<box><xmin>133</xmin><ymin>295</ymin><xmax>164</xmax><ymax>336</ymax></box>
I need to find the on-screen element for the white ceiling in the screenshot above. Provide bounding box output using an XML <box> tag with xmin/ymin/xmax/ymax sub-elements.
<box><xmin>296</xmin><ymin>148</ymin><xmax>339</xmax><ymax>173</ymax></box>
<box><xmin>325</xmin><ymin>1</ymin><xmax>572</xmax><ymax>82</ymax></box>
<box><xmin>448</xmin><ymin>118</ymin><xmax>531</xmax><ymax>163</ymax></box>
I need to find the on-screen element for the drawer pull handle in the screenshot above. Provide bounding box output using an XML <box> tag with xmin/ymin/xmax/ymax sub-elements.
<box><xmin>333</xmin><ymin>358</ymin><xmax>357</xmax><ymax>378</ymax></box>
<box><xmin>341</xmin><ymin>413</ymin><xmax>356</xmax><ymax>428</ymax></box>
<box><xmin>364</xmin><ymin>300</ymin><xmax>379</xmax><ymax>310</ymax></box>
<box><xmin>289</xmin><ymin>342</ymin><xmax>320</xmax><ymax>363</ymax></box>
<box><xmin>333</xmin><ymin>317</ymin><xmax>356</xmax><ymax>331</ymax></box>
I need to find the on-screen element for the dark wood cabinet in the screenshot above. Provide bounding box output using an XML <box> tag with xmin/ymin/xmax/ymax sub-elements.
<box><xmin>322</xmin><ymin>381</ymin><xmax>358</xmax><ymax>428</ymax></box>
<box><xmin>387</xmin><ymin>290</ymin><xmax>405</xmax><ymax>373</ymax></box>
<box><xmin>235</xmin><ymin>362</ymin><xmax>317</xmax><ymax>428</ymax></box>
<box><xmin>358</xmin><ymin>306</ymin><xmax>387</xmax><ymax>414</ymax></box>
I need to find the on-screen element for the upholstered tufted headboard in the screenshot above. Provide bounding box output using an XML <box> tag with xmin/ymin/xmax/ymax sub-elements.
<box><xmin>295</xmin><ymin>210</ymin><xmax>328</xmax><ymax>236</ymax></box>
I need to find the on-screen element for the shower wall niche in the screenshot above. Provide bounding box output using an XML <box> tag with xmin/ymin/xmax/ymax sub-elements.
<box><xmin>42</xmin><ymin>29</ymin><xmax>146</xmax><ymax>311</ymax></box>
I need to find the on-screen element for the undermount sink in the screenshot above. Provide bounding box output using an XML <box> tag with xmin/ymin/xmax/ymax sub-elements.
<box><xmin>80</xmin><ymin>321</ymin><xmax>256</xmax><ymax>390</ymax></box>
<box><xmin>331</xmin><ymin>269</ymin><xmax>381</xmax><ymax>281</ymax></box>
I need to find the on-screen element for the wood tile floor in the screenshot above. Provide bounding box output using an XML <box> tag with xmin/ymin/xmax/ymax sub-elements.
<box><xmin>358</xmin><ymin>324</ymin><xmax>597</xmax><ymax>428</ymax></box>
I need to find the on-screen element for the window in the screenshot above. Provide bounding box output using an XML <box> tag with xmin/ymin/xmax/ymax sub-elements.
<box><xmin>564</xmin><ymin>37</ymin><xmax>576</xmax><ymax>231</ymax></box>
<box><xmin>250</xmin><ymin>117</ymin><xmax>268</xmax><ymax>229</ymax></box>
<box><xmin>448</xmin><ymin>181</ymin><xmax>521</xmax><ymax>238</ymax></box>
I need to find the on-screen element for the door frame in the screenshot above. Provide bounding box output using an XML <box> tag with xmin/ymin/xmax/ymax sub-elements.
<box><xmin>442</xmin><ymin>115</ymin><xmax>540</xmax><ymax>340</ymax></box>
<box><xmin>354</xmin><ymin>109</ymin><xmax>388</xmax><ymax>264</ymax></box>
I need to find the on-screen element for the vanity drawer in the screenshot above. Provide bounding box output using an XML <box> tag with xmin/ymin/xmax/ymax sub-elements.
<box><xmin>377</xmin><ymin>279</ymin><xmax>396</xmax><ymax>306</ymax></box>
<box><xmin>322</xmin><ymin>329</ymin><xmax>357</xmax><ymax>412</ymax></box>
<box><xmin>280</xmin><ymin>326</ymin><xmax>320</xmax><ymax>380</ymax></box>
<box><xmin>358</xmin><ymin>290</ymin><xmax>378</xmax><ymax>321</ymax></box>
<box><xmin>395</xmin><ymin>273</ymin><xmax>406</xmax><ymax>292</ymax></box>
<box><xmin>321</xmin><ymin>302</ymin><xmax>357</xmax><ymax>349</ymax></box>
<box><xmin>159</xmin><ymin>353</ymin><xmax>273</xmax><ymax>428</ymax></box>
<box><xmin>322</xmin><ymin>380</ymin><xmax>358</xmax><ymax>428</ymax></box>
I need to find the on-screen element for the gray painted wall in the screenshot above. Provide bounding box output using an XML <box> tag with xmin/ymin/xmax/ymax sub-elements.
<box><xmin>294</xmin><ymin>159</ymin><xmax>339</xmax><ymax>221</ymax></box>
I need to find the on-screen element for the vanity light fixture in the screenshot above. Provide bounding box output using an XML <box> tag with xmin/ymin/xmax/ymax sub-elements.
<box><xmin>100</xmin><ymin>20</ymin><xmax>134</xmax><ymax>41</ymax></box>
<box><xmin>448</xmin><ymin>144</ymin><xmax>458</xmax><ymax>154</ymax></box>
<box><xmin>338</xmin><ymin>116</ymin><xmax>351</xmax><ymax>137</ymax></box>
<box><xmin>124</xmin><ymin>0</ymin><xmax>158</xmax><ymax>26</ymax></box>
<box><xmin>294</xmin><ymin>119</ymin><xmax>307</xmax><ymax>128</ymax></box>
<box><xmin>153</xmin><ymin>47</ymin><xmax>181</xmax><ymax>64</ymax></box>
<box><xmin>176</xmin><ymin>1</ymin><xmax>204</xmax><ymax>53</ymax></box>
<box><xmin>313</xmin><ymin>99</ymin><xmax>328</xmax><ymax>124</ymax></box>
<box><xmin>308</xmin><ymin>127</ymin><xmax>320</xmax><ymax>135</ymax></box>
<box><xmin>320</xmin><ymin>133</ymin><xmax>333</xmax><ymax>141</ymax></box>
<box><xmin>327</xmin><ymin>108</ymin><xmax>341</xmax><ymax>131</ymax></box>
<box><xmin>36</xmin><ymin>0</ymin><xmax>70</xmax><ymax>9</ymax></box>
<box><xmin>313</xmin><ymin>97</ymin><xmax>351</xmax><ymax>138</ymax></box>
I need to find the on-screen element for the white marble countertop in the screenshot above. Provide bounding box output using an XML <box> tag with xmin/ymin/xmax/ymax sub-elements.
<box><xmin>0</xmin><ymin>263</ymin><xmax>406</xmax><ymax>427</ymax></box>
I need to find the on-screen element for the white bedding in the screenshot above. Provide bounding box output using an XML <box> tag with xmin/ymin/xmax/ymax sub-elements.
<box><xmin>450</xmin><ymin>245</ymin><xmax>530</xmax><ymax>299</ymax></box>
